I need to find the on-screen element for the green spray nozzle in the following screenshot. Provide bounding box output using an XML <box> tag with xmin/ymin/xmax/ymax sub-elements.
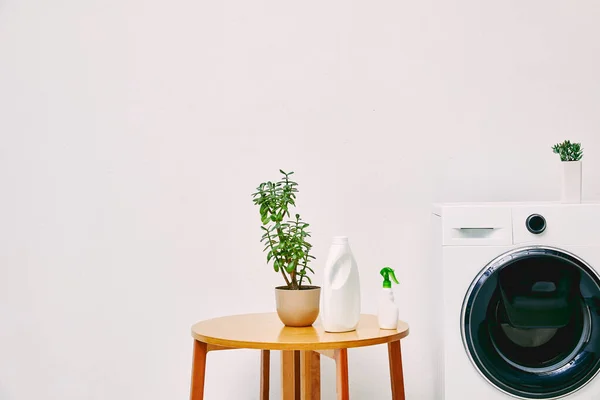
<box><xmin>380</xmin><ymin>267</ymin><xmax>399</xmax><ymax>288</ymax></box>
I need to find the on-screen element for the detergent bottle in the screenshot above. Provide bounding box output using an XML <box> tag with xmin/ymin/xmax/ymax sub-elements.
<box><xmin>321</xmin><ymin>236</ymin><xmax>361</xmax><ymax>332</ymax></box>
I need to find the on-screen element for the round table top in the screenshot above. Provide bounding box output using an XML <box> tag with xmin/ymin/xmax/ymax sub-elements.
<box><xmin>191</xmin><ymin>313</ymin><xmax>409</xmax><ymax>350</ymax></box>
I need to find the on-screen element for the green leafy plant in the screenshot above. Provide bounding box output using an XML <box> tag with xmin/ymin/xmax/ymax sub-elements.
<box><xmin>552</xmin><ymin>140</ymin><xmax>583</xmax><ymax>161</ymax></box>
<box><xmin>252</xmin><ymin>170</ymin><xmax>315</xmax><ymax>290</ymax></box>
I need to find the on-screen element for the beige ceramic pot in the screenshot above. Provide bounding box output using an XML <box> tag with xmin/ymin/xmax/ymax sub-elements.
<box><xmin>275</xmin><ymin>286</ymin><xmax>321</xmax><ymax>327</ymax></box>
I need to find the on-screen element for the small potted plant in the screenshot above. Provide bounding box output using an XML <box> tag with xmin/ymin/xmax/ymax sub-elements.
<box><xmin>552</xmin><ymin>140</ymin><xmax>583</xmax><ymax>203</ymax></box>
<box><xmin>252</xmin><ymin>170</ymin><xmax>320</xmax><ymax>327</ymax></box>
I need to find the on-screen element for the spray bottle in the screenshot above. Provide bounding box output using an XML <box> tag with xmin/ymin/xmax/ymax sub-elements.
<box><xmin>378</xmin><ymin>267</ymin><xmax>400</xmax><ymax>329</ymax></box>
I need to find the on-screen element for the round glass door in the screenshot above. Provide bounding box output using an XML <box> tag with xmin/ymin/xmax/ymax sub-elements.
<box><xmin>462</xmin><ymin>247</ymin><xmax>600</xmax><ymax>399</ymax></box>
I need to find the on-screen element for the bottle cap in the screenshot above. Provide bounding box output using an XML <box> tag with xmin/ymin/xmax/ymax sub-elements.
<box><xmin>380</xmin><ymin>267</ymin><xmax>399</xmax><ymax>288</ymax></box>
<box><xmin>332</xmin><ymin>236</ymin><xmax>348</xmax><ymax>245</ymax></box>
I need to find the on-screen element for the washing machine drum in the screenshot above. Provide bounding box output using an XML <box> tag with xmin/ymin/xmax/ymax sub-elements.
<box><xmin>463</xmin><ymin>247</ymin><xmax>600</xmax><ymax>399</ymax></box>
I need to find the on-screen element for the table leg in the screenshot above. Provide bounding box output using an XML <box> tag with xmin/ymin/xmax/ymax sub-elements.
<box><xmin>261</xmin><ymin>350</ymin><xmax>270</xmax><ymax>400</ymax></box>
<box><xmin>294</xmin><ymin>351</ymin><xmax>301</xmax><ymax>399</ymax></box>
<box><xmin>281</xmin><ymin>350</ymin><xmax>300</xmax><ymax>400</ymax></box>
<box><xmin>334</xmin><ymin>349</ymin><xmax>349</xmax><ymax>400</ymax></box>
<box><xmin>300</xmin><ymin>351</ymin><xmax>320</xmax><ymax>400</ymax></box>
<box><xmin>388</xmin><ymin>340</ymin><xmax>406</xmax><ymax>400</ymax></box>
<box><xmin>190</xmin><ymin>340</ymin><xmax>208</xmax><ymax>400</ymax></box>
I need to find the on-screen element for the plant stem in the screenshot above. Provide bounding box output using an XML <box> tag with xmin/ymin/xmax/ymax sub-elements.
<box><xmin>280</xmin><ymin>269</ymin><xmax>291</xmax><ymax>287</ymax></box>
<box><xmin>290</xmin><ymin>268</ymin><xmax>298</xmax><ymax>289</ymax></box>
<box><xmin>266</xmin><ymin>207</ymin><xmax>294</xmax><ymax>289</ymax></box>
<box><xmin>275</xmin><ymin>224</ymin><xmax>293</xmax><ymax>287</ymax></box>
<box><xmin>264</xmin><ymin>206</ymin><xmax>291</xmax><ymax>286</ymax></box>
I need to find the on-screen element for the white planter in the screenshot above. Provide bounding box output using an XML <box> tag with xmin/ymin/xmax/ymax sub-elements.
<box><xmin>561</xmin><ymin>161</ymin><xmax>582</xmax><ymax>203</ymax></box>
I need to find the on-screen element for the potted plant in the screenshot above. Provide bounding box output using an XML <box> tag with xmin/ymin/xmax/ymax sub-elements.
<box><xmin>252</xmin><ymin>170</ymin><xmax>320</xmax><ymax>327</ymax></box>
<box><xmin>552</xmin><ymin>140</ymin><xmax>583</xmax><ymax>203</ymax></box>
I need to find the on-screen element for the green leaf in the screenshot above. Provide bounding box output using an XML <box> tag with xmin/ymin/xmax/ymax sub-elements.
<box><xmin>285</xmin><ymin>261</ymin><xmax>296</xmax><ymax>273</ymax></box>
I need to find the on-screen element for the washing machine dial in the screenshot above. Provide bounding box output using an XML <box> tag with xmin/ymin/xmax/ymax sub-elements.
<box><xmin>526</xmin><ymin>214</ymin><xmax>546</xmax><ymax>234</ymax></box>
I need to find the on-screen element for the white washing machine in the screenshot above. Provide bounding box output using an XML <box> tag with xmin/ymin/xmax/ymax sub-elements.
<box><xmin>432</xmin><ymin>202</ymin><xmax>600</xmax><ymax>400</ymax></box>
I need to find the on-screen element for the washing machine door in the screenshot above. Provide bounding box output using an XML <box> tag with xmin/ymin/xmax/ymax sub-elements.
<box><xmin>462</xmin><ymin>246</ymin><xmax>600</xmax><ymax>399</ymax></box>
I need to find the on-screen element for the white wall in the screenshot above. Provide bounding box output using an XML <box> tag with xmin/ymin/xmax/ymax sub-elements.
<box><xmin>1</xmin><ymin>0</ymin><xmax>600</xmax><ymax>399</ymax></box>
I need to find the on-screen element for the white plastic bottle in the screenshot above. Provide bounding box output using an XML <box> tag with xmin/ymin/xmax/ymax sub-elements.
<box><xmin>378</xmin><ymin>267</ymin><xmax>399</xmax><ymax>329</ymax></box>
<box><xmin>321</xmin><ymin>236</ymin><xmax>361</xmax><ymax>332</ymax></box>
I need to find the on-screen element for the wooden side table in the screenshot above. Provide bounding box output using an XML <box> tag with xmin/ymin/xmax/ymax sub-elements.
<box><xmin>189</xmin><ymin>313</ymin><xmax>409</xmax><ymax>399</ymax></box>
